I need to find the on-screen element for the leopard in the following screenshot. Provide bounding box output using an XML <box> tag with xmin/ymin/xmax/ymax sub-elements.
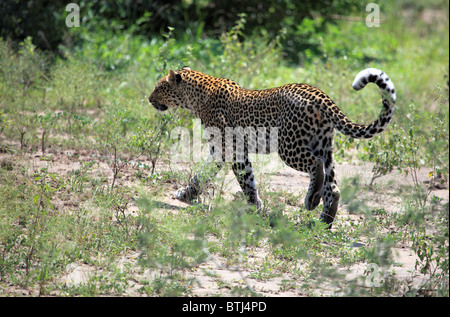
<box><xmin>149</xmin><ymin>66</ymin><xmax>396</xmax><ymax>228</ymax></box>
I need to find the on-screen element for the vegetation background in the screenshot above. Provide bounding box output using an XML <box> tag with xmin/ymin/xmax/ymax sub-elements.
<box><xmin>0</xmin><ymin>0</ymin><xmax>448</xmax><ymax>297</ymax></box>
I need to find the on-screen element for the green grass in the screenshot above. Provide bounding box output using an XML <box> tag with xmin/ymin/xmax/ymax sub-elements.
<box><xmin>0</xmin><ymin>3</ymin><xmax>448</xmax><ymax>296</ymax></box>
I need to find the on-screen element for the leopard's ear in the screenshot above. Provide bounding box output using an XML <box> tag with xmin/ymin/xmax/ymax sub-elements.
<box><xmin>168</xmin><ymin>69</ymin><xmax>182</xmax><ymax>87</ymax></box>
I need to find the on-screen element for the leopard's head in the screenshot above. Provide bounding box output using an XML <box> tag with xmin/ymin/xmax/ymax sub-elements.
<box><xmin>149</xmin><ymin>69</ymin><xmax>185</xmax><ymax>112</ymax></box>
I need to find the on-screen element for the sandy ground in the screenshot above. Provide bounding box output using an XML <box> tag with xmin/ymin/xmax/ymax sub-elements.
<box><xmin>2</xmin><ymin>150</ymin><xmax>448</xmax><ymax>296</ymax></box>
<box><xmin>168</xmin><ymin>156</ymin><xmax>447</xmax><ymax>296</ymax></box>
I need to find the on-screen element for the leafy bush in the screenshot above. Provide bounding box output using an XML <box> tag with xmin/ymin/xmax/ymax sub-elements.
<box><xmin>1</xmin><ymin>0</ymin><xmax>361</xmax><ymax>63</ymax></box>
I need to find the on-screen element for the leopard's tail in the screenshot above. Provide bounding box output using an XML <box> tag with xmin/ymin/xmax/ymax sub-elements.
<box><xmin>332</xmin><ymin>68</ymin><xmax>396</xmax><ymax>139</ymax></box>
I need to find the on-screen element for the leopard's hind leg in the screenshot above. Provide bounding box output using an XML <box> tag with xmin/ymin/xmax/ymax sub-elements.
<box><xmin>304</xmin><ymin>159</ymin><xmax>325</xmax><ymax>211</ymax></box>
<box><xmin>318</xmin><ymin>149</ymin><xmax>340</xmax><ymax>228</ymax></box>
<box><xmin>232</xmin><ymin>159</ymin><xmax>263</xmax><ymax>210</ymax></box>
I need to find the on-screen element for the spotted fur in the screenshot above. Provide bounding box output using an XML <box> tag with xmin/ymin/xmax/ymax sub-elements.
<box><xmin>149</xmin><ymin>67</ymin><xmax>396</xmax><ymax>227</ymax></box>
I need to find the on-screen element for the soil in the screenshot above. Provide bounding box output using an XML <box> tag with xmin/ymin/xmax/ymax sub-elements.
<box><xmin>1</xmin><ymin>149</ymin><xmax>448</xmax><ymax>296</ymax></box>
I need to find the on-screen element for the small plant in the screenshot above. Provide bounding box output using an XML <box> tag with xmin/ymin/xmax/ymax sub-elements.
<box><xmin>365</xmin><ymin>96</ymin><xmax>448</xmax><ymax>207</ymax></box>
<box><xmin>36</xmin><ymin>111</ymin><xmax>64</xmax><ymax>155</ymax></box>
<box><xmin>129</xmin><ymin>113</ymin><xmax>176</xmax><ymax>175</ymax></box>
<box><xmin>94</xmin><ymin>109</ymin><xmax>135</xmax><ymax>190</ymax></box>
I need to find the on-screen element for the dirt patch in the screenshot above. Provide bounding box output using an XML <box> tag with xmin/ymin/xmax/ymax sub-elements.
<box><xmin>1</xmin><ymin>150</ymin><xmax>447</xmax><ymax>296</ymax></box>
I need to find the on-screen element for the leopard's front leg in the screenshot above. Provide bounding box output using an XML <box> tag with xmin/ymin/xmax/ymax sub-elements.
<box><xmin>175</xmin><ymin>173</ymin><xmax>200</xmax><ymax>202</ymax></box>
<box><xmin>176</xmin><ymin>127</ymin><xmax>224</xmax><ymax>203</ymax></box>
<box><xmin>175</xmin><ymin>160</ymin><xmax>224</xmax><ymax>203</ymax></box>
<box><xmin>232</xmin><ymin>160</ymin><xmax>263</xmax><ymax>211</ymax></box>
